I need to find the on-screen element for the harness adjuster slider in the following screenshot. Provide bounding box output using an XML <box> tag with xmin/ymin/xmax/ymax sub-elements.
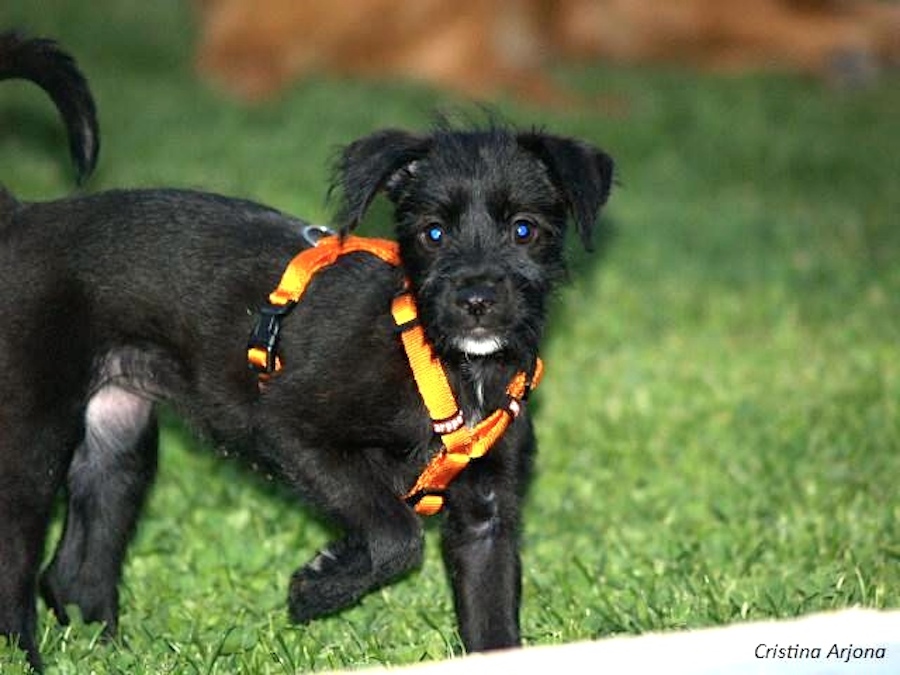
<box><xmin>432</xmin><ymin>410</ymin><xmax>465</xmax><ymax>435</ymax></box>
<box><xmin>247</xmin><ymin>302</ymin><xmax>294</xmax><ymax>374</ymax></box>
<box><xmin>506</xmin><ymin>396</ymin><xmax>522</xmax><ymax>418</ymax></box>
<box><xmin>393</xmin><ymin>318</ymin><xmax>420</xmax><ymax>334</ymax></box>
<box><xmin>404</xmin><ymin>488</ymin><xmax>446</xmax><ymax>516</ymax></box>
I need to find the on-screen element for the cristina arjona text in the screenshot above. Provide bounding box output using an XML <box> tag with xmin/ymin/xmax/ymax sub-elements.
<box><xmin>755</xmin><ymin>643</ymin><xmax>887</xmax><ymax>663</ymax></box>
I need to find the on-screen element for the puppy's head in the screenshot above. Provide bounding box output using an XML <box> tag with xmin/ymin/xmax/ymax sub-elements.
<box><xmin>334</xmin><ymin>124</ymin><xmax>614</xmax><ymax>364</ymax></box>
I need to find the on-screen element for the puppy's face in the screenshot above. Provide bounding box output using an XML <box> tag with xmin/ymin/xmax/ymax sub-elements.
<box><xmin>335</xmin><ymin>126</ymin><xmax>614</xmax><ymax>364</ymax></box>
<box><xmin>389</xmin><ymin>133</ymin><xmax>568</xmax><ymax>361</ymax></box>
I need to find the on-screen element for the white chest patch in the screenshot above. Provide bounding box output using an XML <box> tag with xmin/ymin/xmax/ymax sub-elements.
<box><xmin>454</xmin><ymin>335</ymin><xmax>505</xmax><ymax>357</ymax></box>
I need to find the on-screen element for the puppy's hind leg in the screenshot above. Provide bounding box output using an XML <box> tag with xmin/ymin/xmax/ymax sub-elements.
<box><xmin>0</xmin><ymin>423</ymin><xmax>76</xmax><ymax>672</ymax></box>
<box><xmin>40</xmin><ymin>386</ymin><xmax>158</xmax><ymax>637</ymax></box>
<box><xmin>0</xmin><ymin>482</ymin><xmax>53</xmax><ymax>671</ymax></box>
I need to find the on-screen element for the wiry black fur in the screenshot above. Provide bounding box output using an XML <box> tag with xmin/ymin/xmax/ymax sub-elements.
<box><xmin>0</xmin><ymin>34</ymin><xmax>614</xmax><ymax>672</ymax></box>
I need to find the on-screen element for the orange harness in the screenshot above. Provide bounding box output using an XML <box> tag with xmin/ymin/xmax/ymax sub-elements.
<box><xmin>247</xmin><ymin>235</ymin><xmax>542</xmax><ymax>515</ymax></box>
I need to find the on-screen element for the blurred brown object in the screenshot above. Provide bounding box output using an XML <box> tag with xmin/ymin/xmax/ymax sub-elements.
<box><xmin>194</xmin><ymin>0</ymin><xmax>561</xmax><ymax>102</ymax></box>
<box><xmin>553</xmin><ymin>0</ymin><xmax>900</xmax><ymax>82</ymax></box>
<box><xmin>194</xmin><ymin>0</ymin><xmax>900</xmax><ymax>102</ymax></box>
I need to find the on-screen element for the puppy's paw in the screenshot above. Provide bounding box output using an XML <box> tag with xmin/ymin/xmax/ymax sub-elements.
<box><xmin>39</xmin><ymin>573</ymin><xmax>72</xmax><ymax>627</ymax></box>
<box><xmin>287</xmin><ymin>540</ymin><xmax>371</xmax><ymax>624</ymax></box>
<box><xmin>39</xmin><ymin>568</ymin><xmax>119</xmax><ymax>637</ymax></box>
<box><xmin>287</xmin><ymin>532</ymin><xmax>425</xmax><ymax>624</ymax></box>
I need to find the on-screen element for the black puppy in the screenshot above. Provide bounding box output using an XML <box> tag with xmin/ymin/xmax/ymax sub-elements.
<box><xmin>0</xmin><ymin>33</ymin><xmax>614</xmax><ymax>671</ymax></box>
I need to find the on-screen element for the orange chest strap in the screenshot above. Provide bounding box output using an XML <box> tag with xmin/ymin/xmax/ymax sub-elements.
<box><xmin>391</xmin><ymin>292</ymin><xmax>543</xmax><ymax>515</ymax></box>
<box><xmin>247</xmin><ymin>235</ymin><xmax>542</xmax><ymax>516</ymax></box>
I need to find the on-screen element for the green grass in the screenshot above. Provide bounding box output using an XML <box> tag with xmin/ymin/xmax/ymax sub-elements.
<box><xmin>2</xmin><ymin>0</ymin><xmax>899</xmax><ymax>672</ymax></box>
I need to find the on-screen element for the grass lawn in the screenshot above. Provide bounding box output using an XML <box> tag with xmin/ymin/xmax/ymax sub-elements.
<box><xmin>2</xmin><ymin>0</ymin><xmax>899</xmax><ymax>673</ymax></box>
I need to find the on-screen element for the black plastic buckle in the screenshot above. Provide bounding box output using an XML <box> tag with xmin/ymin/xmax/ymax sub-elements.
<box><xmin>247</xmin><ymin>302</ymin><xmax>295</xmax><ymax>374</ymax></box>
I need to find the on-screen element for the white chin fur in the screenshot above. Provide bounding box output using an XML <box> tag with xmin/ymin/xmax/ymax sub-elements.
<box><xmin>454</xmin><ymin>335</ymin><xmax>505</xmax><ymax>356</ymax></box>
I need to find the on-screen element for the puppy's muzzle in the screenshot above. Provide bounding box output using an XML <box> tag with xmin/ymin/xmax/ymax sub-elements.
<box><xmin>455</xmin><ymin>283</ymin><xmax>498</xmax><ymax>318</ymax></box>
<box><xmin>449</xmin><ymin>266</ymin><xmax>509</xmax><ymax>323</ymax></box>
<box><xmin>447</xmin><ymin>276</ymin><xmax>511</xmax><ymax>355</ymax></box>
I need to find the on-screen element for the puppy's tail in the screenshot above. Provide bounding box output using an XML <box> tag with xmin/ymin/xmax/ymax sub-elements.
<box><xmin>0</xmin><ymin>31</ymin><xmax>99</xmax><ymax>184</ymax></box>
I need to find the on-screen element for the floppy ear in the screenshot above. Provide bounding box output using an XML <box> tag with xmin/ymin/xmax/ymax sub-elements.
<box><xmin>516</xmin><ymin>132</ymin><xmax>614</xmax><ymax>250</ymax></box>
<box><xmin>332</xmin><ymin>129</ymin><xmax>430</xmax><ymax>232</ymax></box>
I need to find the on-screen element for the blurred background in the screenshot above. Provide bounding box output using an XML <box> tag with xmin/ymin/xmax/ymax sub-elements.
<box><xmin>191</xmin><ymin>0</ymin><xmax>900</xmax><ymax>102</ymax></box>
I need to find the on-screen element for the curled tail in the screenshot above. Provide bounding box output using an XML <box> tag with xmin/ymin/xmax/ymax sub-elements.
<box><xmin>0</xmin><ymin>31</ymin><xmax>100</xmax><ymax>183</ymax></box>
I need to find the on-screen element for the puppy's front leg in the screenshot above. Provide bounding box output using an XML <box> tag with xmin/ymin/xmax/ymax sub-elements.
<box><xmin>440</xmin><ymin>427</ymin><xmax>535</xmax><ymax>652</ymax></box>
<box><xmin>283</xmin><ymin>445</ymin><xmax>425</xmax><ymax>623</ymax></box>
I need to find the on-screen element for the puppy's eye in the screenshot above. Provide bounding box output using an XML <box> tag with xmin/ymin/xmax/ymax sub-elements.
<box><xmin>512</xmin><ymin>218</ymin><xmax>538</xmax><ymax>245</ymax></box>
<box><xmin>420</xmin><ymin>223</ymin><xmax>446</xmax><ymax>249</ymax></box>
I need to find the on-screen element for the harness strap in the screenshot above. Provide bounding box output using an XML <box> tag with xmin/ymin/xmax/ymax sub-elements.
<box><xmin>391</xmin><ymin>292</ymin><xmax>463</xmax><ymax>433</ymax></box>
<box><xmin>247</xmin><ymin>235</ymin><xmax>400</xmax><ymax>373</ymax></box>
<box><xmin>248</xmin><ymin>234</ymin><xmax>541</xmax><ymax>516</ymax></box>
<box><xmin>393</xmin><ymin>289</ymin><xmax>544</xmax><ymax>515</ymax></box>
<box><xmin>401</xmin><ymin>368</ymin><xmax>543</xmax><ymax>515</ymax></box>
<box><xmin>268</xmin><ymin>235</ymin><xmax>400</xmax><ymax>306</ymax></box>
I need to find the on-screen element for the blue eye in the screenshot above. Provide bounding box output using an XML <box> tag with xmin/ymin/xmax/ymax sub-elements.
<box><xmin>421</xmin><ymin>223</ymin><xmax>445</xmax><ymax>247</ymax></box>
<box><xmin>513</xmin><ymin>219</ymin><xmax>537</xmax><ymax>244</ymax></box>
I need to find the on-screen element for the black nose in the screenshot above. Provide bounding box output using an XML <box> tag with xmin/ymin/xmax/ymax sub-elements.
<box><xmin>455</xmin><ymin>284</ymin><xmax>497</xmax><ymax>317</ymax></box>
